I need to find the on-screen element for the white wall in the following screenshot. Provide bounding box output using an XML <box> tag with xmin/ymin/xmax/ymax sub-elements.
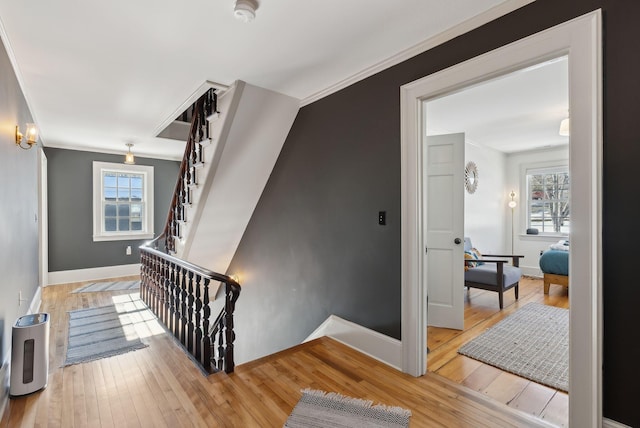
<box><xmin>464</xmin><ymin>140</ymin><xmax>507</xmax><ymax>254</ymax></box>
<box><xmin>505</xmin><ymin>146</ymin><xmax>569</xmax><ymax>276</ymax></box>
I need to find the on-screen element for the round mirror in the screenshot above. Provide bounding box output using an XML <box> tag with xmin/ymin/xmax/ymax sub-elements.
<box><xmin>465</xmin><ymin>161</ymin><xmax>479</xmax><ymax>194</ymax></box>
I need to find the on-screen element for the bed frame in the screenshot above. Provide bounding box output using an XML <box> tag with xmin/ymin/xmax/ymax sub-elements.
<box><xmin>543</xmin><ymin>273</ymin><xmax>569</xmax><ymax>294</ymax></box>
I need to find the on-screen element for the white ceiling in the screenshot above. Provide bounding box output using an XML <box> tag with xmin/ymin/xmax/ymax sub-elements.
<box><xmin>426</xmin><ymin>56</ymin><xmax>569</xmax><ymax>153</ymax></box>
<box><xmin>0</xmin><ymin>0</ymin><xmax>537</xmax><ymax>160</ymax></box>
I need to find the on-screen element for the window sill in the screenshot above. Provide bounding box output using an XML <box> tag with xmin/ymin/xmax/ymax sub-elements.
<box><xmin>93</xmin><ymin>233</ymin><xmax>154</xmax><ymax>242</ymax></box>
<box><xmin>518</xmin><ymin>233</ymin><xmax>568</xmax><ymax>241</ymax></box>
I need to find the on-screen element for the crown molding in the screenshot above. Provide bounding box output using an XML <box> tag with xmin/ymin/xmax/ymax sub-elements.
<box><xmin>300</xmin><ymin>0</ymin><xmax>535</xmax><ymax>107</ymax></box>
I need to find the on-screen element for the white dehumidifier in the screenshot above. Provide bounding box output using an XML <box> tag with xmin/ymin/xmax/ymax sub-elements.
<box><xmin>10</xmin><ymin>313</ymin><xmax>50</xmax><ymax>396</ymax></box>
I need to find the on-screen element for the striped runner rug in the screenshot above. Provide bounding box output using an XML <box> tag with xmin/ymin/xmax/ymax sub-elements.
<box><xmin>64</xmin><ymin>298</ymin><xmax>150</xmax><ymax>366</ymax></box>
<box><xmin>284</xmin><ymin>389</ymin><xmax>411</xmax><ymax>428</ymax></box>
<box><xmin>72</xmin><ymin>280</ymin><xmax>140</xmax><ymax>293</ymax></box>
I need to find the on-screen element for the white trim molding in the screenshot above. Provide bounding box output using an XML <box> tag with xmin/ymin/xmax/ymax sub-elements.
<box><xmin>301</xmin><ymin>0</ymin><xmax>535</xmax><ymax>107</ymax></box>
<box><xmin>305</xmin><ymin>315</ymin><xmax>402</xmax><ymax>370</ymax></box>
<box><xmin>47</xmin><ymin>264</ymin><xmax>140</xmax><ymax>286</ymax></box>
<box><xmin>401</xmin><ymin>10</ymin><xmax>602</xmax><ymax>428</ymax></box>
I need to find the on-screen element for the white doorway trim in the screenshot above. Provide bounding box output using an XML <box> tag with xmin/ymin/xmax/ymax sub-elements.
<box><xmin>38</xmin><ymin>148</ymin><xmax>48</xmax><ymax>288</ymax></box>
<box><xmin>400</xmin><ymin>10</ymin><xmax>602</xmax><ymax>428</ymax></box>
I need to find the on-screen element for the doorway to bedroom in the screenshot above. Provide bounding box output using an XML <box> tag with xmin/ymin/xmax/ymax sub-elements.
<box><xmin>423</xmin><ymin>56</ymin><xmax>570</xmax><ymax>425</ymax></box>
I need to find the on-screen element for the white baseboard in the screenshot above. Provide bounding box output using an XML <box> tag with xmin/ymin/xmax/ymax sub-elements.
<box><xmin>521</xmin><ymin>266</ymin><xmax>543</xmax><ymax>277</ymax></box>
<box><xmin>603</xmin><ymin>418</ymin><xmax>631</xmax><ymax>428</ymax></box>
<box><xmin>305</xmin><ymin>315</ymin><xmax>402</xmax><ymax>370</ymax></box>
<box><xmin>47</xmin><ymin>264</ymin><xmax>140</xmax><ymax>286</ymax></box>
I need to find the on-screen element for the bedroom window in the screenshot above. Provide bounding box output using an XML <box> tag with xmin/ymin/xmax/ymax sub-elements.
<box><xmin>93</xmin><ymin>161</ymin><xmax>154</xmax><ymax>241</ymax></box>
<box><xmin>526</xmin><ymin>166</ymin><xmax>569</xmax><ymax>234</ymax></box>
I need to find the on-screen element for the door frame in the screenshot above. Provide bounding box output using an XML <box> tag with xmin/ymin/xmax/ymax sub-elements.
<box><xmin>400</xmin><ymin>10</ymin><xmax>602</xmax><ymax>428</ymax></box>
<box><xmin>38</xmin><ymin>147</ymin><xmax>48</xmax><ymax>288</ymax></box>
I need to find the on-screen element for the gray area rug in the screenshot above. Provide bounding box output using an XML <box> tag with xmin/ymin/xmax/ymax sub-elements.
<box><xmin>72</xmin><ymin>280</ymin><xmax>140</xmax><ymax>293</ymax></box>
<box><xmin>284</xmin><ymin>389</ymin><xmax>411</xmax><ymax>428</ymax></box>
<box><xmin>458</xmin><ymin>302</ymin><xmax>568</xmax><ymax>391</ymax></box>
<box><xmin>65</xmin><ymin>300</ymin><xmax>149</xmax><ymax>366</ymax></box>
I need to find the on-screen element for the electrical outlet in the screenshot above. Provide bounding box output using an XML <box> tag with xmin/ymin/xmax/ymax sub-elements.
<box><xmin>126</xmin><ymin>245</ymin><xmax>132</xmax><ymax>256</ymax></box>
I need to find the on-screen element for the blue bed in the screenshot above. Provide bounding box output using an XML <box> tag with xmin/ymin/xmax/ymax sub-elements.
<box><xmin>539</xmin><ymin>249</ymin><xmax>569</xmax><ymax>293</ymax></box>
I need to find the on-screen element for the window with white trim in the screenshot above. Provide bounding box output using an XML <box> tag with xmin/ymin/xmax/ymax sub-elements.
<box><xmin>93</xmin><ymin>161</ymin><xmax>154</xmax><ymax>241</ymax></box>
<box><xmin>526</xmin><ymin>166</ymin><xmax>570</xmax><ymax>234</ymax></box>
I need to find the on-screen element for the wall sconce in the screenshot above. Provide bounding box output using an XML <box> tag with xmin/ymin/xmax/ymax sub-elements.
<box><xmin>15</xmin><ymin>123</ymin><xmax>38</xmax><ymax>150</ymax></box>
<box><xmin>508</xmin><ymin>190</ymin><xmax>517</xmax><ymax>209</ymax></box>
<box><xmin>124</xmin><ymin>143</ymin><xmax>135</xmax><ymax>165</ymax></box>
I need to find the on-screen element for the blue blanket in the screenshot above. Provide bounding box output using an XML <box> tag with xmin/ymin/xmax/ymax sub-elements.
<box><xmin>539</xmin><ymin>250</ymin><xmax>569</xmax><ymax>276</ymax></box>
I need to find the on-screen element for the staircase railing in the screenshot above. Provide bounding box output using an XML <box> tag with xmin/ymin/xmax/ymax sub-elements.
<box><xmin>140</xmin><ymin>89</ymin><xmax>241</xmax><ymax>374</ymax></box>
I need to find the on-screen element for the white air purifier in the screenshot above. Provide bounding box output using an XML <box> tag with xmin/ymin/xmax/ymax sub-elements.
<box><xmin>10</xmin><ymin>313</ymin><xmax>50</xmax><ymax>396</ymax></box>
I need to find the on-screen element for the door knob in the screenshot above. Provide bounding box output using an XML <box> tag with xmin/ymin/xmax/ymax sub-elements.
<box><xmin>454</xmin><ymin>238</ymin><xmax>462</xmax><ymax>245</ymax></box>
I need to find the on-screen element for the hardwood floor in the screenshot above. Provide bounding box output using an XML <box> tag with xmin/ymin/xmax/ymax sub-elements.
<box><xmin>428</xmin><ymin>276</ymin><xmax>569</xmax><ymax>427</ymax></box>
<box><xmin>2</xmin><ymin>278</ymin><xmax>560</xmax><ymax>427</ymax></box>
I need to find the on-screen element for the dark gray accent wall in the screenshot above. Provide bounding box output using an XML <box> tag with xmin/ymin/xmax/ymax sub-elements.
<box><xmin>227</xmin><ymin>1</ymin><xmax>640</xmax><ymax>425</ymax></box>
<box><xmin>44</xmin><ymin>148</ymin><xmax>179</xmax><ymax>271</ymax></box>
<box><xmin>0</xmin><ymin>37</ymin><xmax>39</xmax><ymax>407</ymax></box>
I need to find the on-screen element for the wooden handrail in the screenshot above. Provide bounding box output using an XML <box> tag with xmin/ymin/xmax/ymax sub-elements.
<box><xmin>140</xmin><ymin>88</ymin><xmax>241</xmax><ymax>374</ymax></box>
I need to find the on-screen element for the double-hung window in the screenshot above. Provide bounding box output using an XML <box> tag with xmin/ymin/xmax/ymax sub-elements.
<box><xmin>93</xmin><ymin>161</ymin><xmax>154</xmax><ymax>241</ymax></box>
<box><xmin>526</xmin><ymin>166</ymin><xmax>570</xmax><ymax>234</ymax></box>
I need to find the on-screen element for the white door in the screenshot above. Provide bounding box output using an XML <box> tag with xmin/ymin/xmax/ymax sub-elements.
<box><xmin>425</xmin><ymin>133</ymin><xmax>464</xmax><ymax>330</ymax></box>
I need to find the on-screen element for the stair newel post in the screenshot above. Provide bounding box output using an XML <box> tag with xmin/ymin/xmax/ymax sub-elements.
<box><xmin>187</xmin><ymin>271</ymin><xmax>195</xmax><ymax>354</ymax></box>
<box><xmin>194</xmin><ymin>274</ymin><xmax>203</xmax><ymax>363</ymax></box>
<box><xmin>224</xmin><ymin>282</ymin><xmax>236</xmax><ymax>373</ymax></box>
<box><xmin>202</xmin><ymin>278</ymin><xmax>211</xmax><ymax>371</ymax></box>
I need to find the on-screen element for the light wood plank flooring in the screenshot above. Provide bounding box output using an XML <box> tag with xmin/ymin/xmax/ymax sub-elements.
<box><xmin>428</xmin><ymin>276</ymin><xmax>569</xmax><ymax>427</ymax></box>
<box><xmin>2</xmin><ymin>278</ymin><xmax>560</xmax><ymax>427</ymax></box>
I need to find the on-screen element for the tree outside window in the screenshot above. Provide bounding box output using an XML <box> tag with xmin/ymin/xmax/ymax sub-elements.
<box><xmin>527</xmin><ymin>168</ymin><xmax>569</xmax><ymax>234</ymax></box>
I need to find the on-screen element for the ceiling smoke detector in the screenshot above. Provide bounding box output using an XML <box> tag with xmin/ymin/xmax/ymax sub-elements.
<box><xmin>234</xmin><ymin>0</ymin><xmax>258</xmax><ymax>23</ymax></box>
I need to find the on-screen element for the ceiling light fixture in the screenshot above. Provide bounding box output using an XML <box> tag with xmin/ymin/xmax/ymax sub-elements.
<box><xmin>15</xmin><ymin>123</ymin><xmax>38</xmax><ymax>150</ymax></box>
<box><xmin>234</xmin><ymin>0</ymin><xmax>258</xmax><ymax>23</ymax></box>
<box><xmin>124</xmin><ymin>143</ymin><xmax>135</xmax><ymax>165</ymax></box>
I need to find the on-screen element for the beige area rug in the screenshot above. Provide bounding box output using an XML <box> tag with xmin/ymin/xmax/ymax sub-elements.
<box><xmin>284</xmin><ymin>389</ymin><xmax>411</xmax><ymax>428</ymax></box>
<box><xmin>458</xmin><ymin>302</ymin><xmax>568</xmax><ymax>391</ymax></box>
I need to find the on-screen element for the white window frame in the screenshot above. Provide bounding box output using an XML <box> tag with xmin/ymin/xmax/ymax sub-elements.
<box><xmin>92</xmin><ymin>161</ymin><xmax>154</xmax><ymax>242</ymax></box>
<box><xmin>524</xmin><ymin>164</ymin><xmax>570</xmax><ymax>236</ymax></box>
